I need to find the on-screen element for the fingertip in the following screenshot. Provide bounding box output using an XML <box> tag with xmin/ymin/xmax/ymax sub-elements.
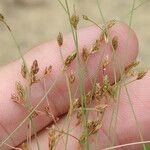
<box><xmin>110</xmin><ymin>21</ymin><xmax>139</xmax><ymax>65</ymax></box>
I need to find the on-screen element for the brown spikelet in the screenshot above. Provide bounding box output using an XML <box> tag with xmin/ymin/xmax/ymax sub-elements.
<box><xmin>102</xmin><ymin>75</ymin><xmax>111</xmax><ymax>95</ymax></box>
<box><xmin>16</xmin><ymin>81</ymin><xmax>25</xmax><ymax>103</ymax></box>
<box><xmin>82</xmin><ymin>47</ymin><xmax>89</xmax><ymax>61</ymax></box>
<box><xmin>70</xmin><ymin>14</ymin><xmax>79</xmax><ymax>30</ymax></box>
<box><xmin>90</xmin><ymin>39</ymin><xmax>100</xmax><ymax>54</ymax></box>
<box><xmin>57</xmin><ymin>32</ymin><xmax>63</xmax><ymax>47</ymax></box>
<box><xmin>73</xmin><ymin>98</ymin><xmax>81</xmax><ymax>110</ymax></box>
<box><xmin>105</xmin><ymin>20</ymin><xmax>116</xmax><ymax>29</ymax></box>
<box><xmin>125</xmin><ymin>61</ymin><xmax>140</xmax><ymax>74</ymax></box>
<box><xmin>101</xmin><ymin>55</ymin><xmax>110</xmax><ymax>71</ymax></box>
<box><xmin>44</xmin><ymin>65</ymin><xmax>52</xmax><ymax>76</ymax></box>
<box><xmin>0</xmin><ymin>14</ymin><xmax>11</xmax><ymax>31</ymax></box>
<box><xmin>0</xmin><ymin>13</ymin><xmax>4</xmax><ymax>22</ymax></box>
<box><xmin>79</xmin><ymin>120</ymin><xmax>102</xmax><ymax>144</ymax></box>
<box><xmin>11</xmin><ymin>94</ymin><xmax>22</xmax><ymax>104</ymax></box>
<box><xmin>44</xmin><ymin>106</ymin><xmax>50</xmax><ymax>116</ymax></box>
<box><xmin>94</xmin><ymin>83</ymin><xmax>102</xmax><ymax>102</ymax></box>
<box><xmin>82</xmin><ymin>15</ymin><xmax>89</xmax><ymax>20</ymax></box>
<box><xmin>69</xmin><ymin>71</ymin><xmax>75</xmax><ymax>84</ymax></box>
<box><xmin>32</xmin><ymin>112</ymin><xmax>39</xmax><ymax>118</ymax></box>
<box><xmin>30</xmin><ymin>60</ymin><xmax>40</xmax><ymax>84</ymax></box>
<box><xmin>112</xmin><ymin>36</ymin><xmax>118</xmax><ymax>50</ymax></box>
<box><xmin>31</xmin><ymin>60</ymin><xmax>39</xmax><ymax>75</ymax></box>
<box><xmin>86</xmin><ymin>91</ymin><xmax>93</xmax><ymax>105</ymax></box>
<box><xmin>21</xmin><ymin>63</ymin><xmax>27</xmax><ymax>78</ymax></box>
<box><xmin>48</xmin><ymin>126</ymin><xmax>56</xmax><ymax>150</ymax></box>
<box><xmin>137</xmin><ymin>71</ymin><xmax>147</xmax><ymax>80</ymax></box>
<box><xmin>64</xmin><ymin>51</ymin><xmax>77</xmax><ymax>67</ymax></box>
<box><xmin>87</xmin><ymin>120</ymin><xmax>102</xmax><ymax>134</ymax></box>
<box><xmin>30</xmin><ymin>73</ymin><xmax>39</xmax><ymax>85</ymax></box>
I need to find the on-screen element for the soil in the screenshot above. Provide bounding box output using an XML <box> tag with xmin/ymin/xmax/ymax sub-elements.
<box><xmin>0</xmin><ymin>0</ymin><xmax>149</xmax><ymax>68</ymax></box>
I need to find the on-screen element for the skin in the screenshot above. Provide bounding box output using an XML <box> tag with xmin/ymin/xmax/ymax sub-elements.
<box><xmin>0</xmin><ymin>22</ymin><xmax>149</xmax><ymax>150</ymax></box>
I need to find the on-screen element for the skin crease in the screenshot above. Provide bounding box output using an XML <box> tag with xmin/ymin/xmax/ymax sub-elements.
<box><xmin>0</xmin><ymin>21</ymin><xmax>145</xmax><ymax>150</ymax></box>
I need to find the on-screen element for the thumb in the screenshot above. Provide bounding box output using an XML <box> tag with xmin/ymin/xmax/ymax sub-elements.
<box><xmin>0</xmin><ymin>21</ymin><xmax>138</xmax><ymax>149</ymax></box>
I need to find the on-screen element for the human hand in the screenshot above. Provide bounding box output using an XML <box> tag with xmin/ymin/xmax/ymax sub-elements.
<box><xmin>0</xmin><ymin>22</ymin><xmax>149</xmax><ymax>150</ymax></box>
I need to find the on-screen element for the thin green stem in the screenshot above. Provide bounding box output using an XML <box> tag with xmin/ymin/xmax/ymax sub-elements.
<box><xmin>2</xmin><ymin>21</ymin><xmax>29</xmax><ymax>75</ymax></box>
<box><xmin>129</xmin><ymin>0</ymin><xmax>136</xmax><ymax>27</ymax></box>
<box><xmin>74</xmin><ymin>30</ymin><xmax>89</xmax><ymax>150</ymax></box>
<box><xmin>57</xmin><ymin>0</ymin><xmax>68</xmax><ymax>14</ymax></box>
<box><xmin>62</xmin><ymin>0</ymin><xmax>89</xmax><ymax>149</ymax></box>
<box><xmin>126</xmin><ymin>0</ymin><xmax>148</xmax><ymax>17</ymax></box>
<box><xmin>58</xmin><ymin>46</ymin><xmax>74</xmax><ymax>149</ymax></box>
<box><xmin>96</xmin><ymin>0</ymin><xmax>105</xmax><ymax>23</ymax></box>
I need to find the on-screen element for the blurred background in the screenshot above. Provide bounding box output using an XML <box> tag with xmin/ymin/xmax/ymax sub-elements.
<box><xmin>0</xmin><ymin>0</ymin><xmax>149</xmax><ymax>69</ymax></box>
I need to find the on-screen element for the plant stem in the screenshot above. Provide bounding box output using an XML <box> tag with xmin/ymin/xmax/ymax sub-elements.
<box><xmin>96</xmin><ymin>0</ymin><xmax>105</xmax><ymax>23</ymax></box>
<box><xmin>63</xmin><ymin>0</ymin><xmax>89</xmax><ymax>149</ymax></box>
<box><xmin>103</xmin><ymin>140</ymin><xmax>150</xmax><ymax>150</ymax></box>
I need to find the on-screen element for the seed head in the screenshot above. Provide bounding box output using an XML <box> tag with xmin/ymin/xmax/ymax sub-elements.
<box><xmin>11</xmin><ymin>81</ymin><xmax>25</xmax><ymax>104</ymax></box>
<box><xmin>112</xmin><ymin>36</ymin><xmax>118</xmax><ymax>50</ymax></box>
<box><xmin>86</xmin><ymin>91</ymin><xmax>93</xmax><ymax>105</ymax></box>
<box><xmin>105</xmin><ymin>20</ymin><xmax>116</xmax><ymax>29</ymax></box>
<box><xmin>125</xmin><ymin>61</ymin><xmax>140</xmax><ymax>74</ymax></box>
<box><xmin>137</xmin><ymin>71</ymin><xmax>147</xmax><ymax>80</ymax></box>
<box><xmin>16</xmin><ymin>81</ymin><xmax>25</xmax><ymax>101</ymax></box>
<box><xmin>30</xmin><ymin>110</ymin><xmax>38</xmax><ymax>118</ymax></box>
<box><xmin>101</xmin><ymin>55</ymin><xmax>110</xmax><ymax>71</ymax></box>
<box><xmin>11</xmin><ymin>94</ymin><xmax>22</xmax><ymax>104</ymax></box>
<box><xmin>73</xmin><ymin>98</ymin><xmax>81</xmax><ymax>110</ymax></box>
<box><xmin>102</xmin><ymin>75</ymin><xmax>111</xmax><ymax>94</ymax></box>
<box><xmin>82</xmin><ymin>47</ymin><xmax>89</xmax><ymax>62</ymax></box>
<box><xmin>64</xmin><ymin>51</ymin><xmax>77</xmax><ymax>68</ymax></box>
<box><xmin>48</xmin><ymin>126</ymin><xmax>56</xmax><ymax>150</ymax></box>
<box><xmin>82</xmin><ymin>15</ymin><xmax>89</xmax><ymax>20</ymax></box>
<box><xmin>94</xmin><ymin>83</ymin><xmax>102</xmax><ymax>102</ymax></box>
<box><xmin>31</xmin><ymin>60</ymin><xmax>39</xmax><ymax>75</ymax></box>
<box><xmin>69</xmin><ymin>71</ymin><xmax>75</xmax><ymax>84</ymax></box>
<box><xmin>30</xmin><ymin>73</ymin><xmax>39</xmax><ymax>85</ymax></box>
<box><xmin>21</xmin><ymin>63</ymin><xmax>27</xmax><ymax>78</ymax></box>
<box><xmin>90</xmin><ymin>39</ymin><xmax>101</xmax><ymax>54</ymax></box>
<box><xmin>44</xmin><ymin>65</ymin><xmax>52</xmax><ymax>76</ymax></box>
<box><xmin>87</xmin><ymin>120</ymin><xmax>102</xmax><ymax>134</ymax></box>
<box><xmin>70</xmin><ymin>14</ymin><xmax>79</xmax><ymax>30</ymax></box>
<box><xmin>0</xmin><ymin>13</ymin><xmax>4</xmax><ymax>22</ymax></box>
<box><xmin>30</xmin><ymin>60</ymin><xmax>40</xmax><ymax>84</ymax></box>
<box><xmin>79</xmin><ymin>120</ymin><xmax>102</xmax><ymax>144</ymax></box>
<box><xmin>57</xmin><ymin>32</ymin><xmax>63</xmax><ymax>47</ymax></box>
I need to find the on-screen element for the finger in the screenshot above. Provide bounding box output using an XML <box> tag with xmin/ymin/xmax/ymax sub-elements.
<box><xmin>0</xmin><ymin>21</ymin><xmax>138</xmax><ymax>149</ymax></box>
<box><xmin>30</xmin><ymin>71</ymin><xmax>150</xmax><ymax>150</ymax></box>
<box><xmin>101</xmin><ymin>70</ymin><xmax>150</xmax><ymax>150</ymax></box>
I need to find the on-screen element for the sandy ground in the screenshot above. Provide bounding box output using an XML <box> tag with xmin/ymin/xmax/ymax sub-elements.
<box><xmin>0</xmin><ymin>0</ymin><xmax>149</xmax><ymax>68</ymax></box>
